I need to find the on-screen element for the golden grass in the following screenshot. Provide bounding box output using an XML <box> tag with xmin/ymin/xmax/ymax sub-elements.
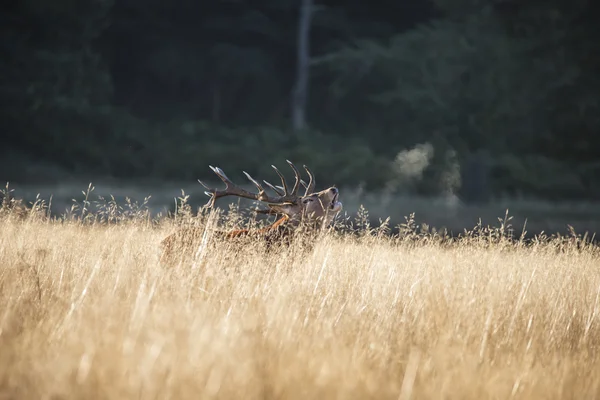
<box><xmin>1</xmin><ymin>207</ymin><xmax>600</xmax><ymax>399</ymax></box>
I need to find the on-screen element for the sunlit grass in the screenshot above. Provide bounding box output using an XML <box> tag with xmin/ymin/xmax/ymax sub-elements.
<box><xmin>1</xmin><ymin>192</ymin><xmax>599</xmax><ymax>399</ymax></box>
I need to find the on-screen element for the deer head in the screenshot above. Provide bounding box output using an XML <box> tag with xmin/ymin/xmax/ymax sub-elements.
<box><xmin>199</xmin><ymin>160</ymin><xmax>343</xmax><ymax>230</ymax></box>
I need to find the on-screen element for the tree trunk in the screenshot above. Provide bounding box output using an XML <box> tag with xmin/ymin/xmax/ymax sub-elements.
<box><xmin>292</xmin><ymin>0</ymin><xmax>313</xmax><ymax>131</ymax></box>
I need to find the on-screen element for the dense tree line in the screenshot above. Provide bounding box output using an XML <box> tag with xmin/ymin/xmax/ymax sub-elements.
<box><xmin>1</xmin><ymin>0</ymin><xmax>598</xmax><ymax>201</ymax></box>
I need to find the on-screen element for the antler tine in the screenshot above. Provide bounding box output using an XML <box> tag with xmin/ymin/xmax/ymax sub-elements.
<box><xmin>198</xmin><ymin>179</ymin><xmax>217</xmax><ymax>207</ymax></box>
<box><xmin>271</xmin><ymin>165</ymin><xmax>289</xmax><ymax>196</ymax></box>
<box><xmin>303</xmin><ymin>164</ymin><xmax>316</xmax><ymax>195</ymax></box>
<box><xmin>263</xmin><ymin>180</ymin><xmax>285</xmax><ymax>196</ymax></box>
<box><xmin>198</xmin><ymin>166</ymin><xmax>278</xmax><ymax>208</ymax></box>
<box><xmin>198</xmin><ymin>179</ymin><xmax>211</xmax><ymax>191</ymax></box>
<box><xmin>286</xmin><ymin>160</ymin><xmax>302</xmax><ymax>196</ymax></box>
<box><xmin>198</xmin><ymin>163</ymin><xmax>311</xmax><ymax>209</ymax></box>
<box><xmin>242</xmin><ymin>171</ymin><xmax>266</xmax><ymax>195</ymax></box>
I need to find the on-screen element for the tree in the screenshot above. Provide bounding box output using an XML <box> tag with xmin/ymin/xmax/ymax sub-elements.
<box><xmin>313</xmin><ymin>2</ymin><xmax>599</xmax><ymax>198</ymax></box>
<box><xmin>292</xmin><ymin>0</ymin><xmax>314</xmax><ymax>131</ymax></box>
<box><xmin>0</xmin><ymin>0</ymin><xmax>114</xmax><ymax>165</ymax></box>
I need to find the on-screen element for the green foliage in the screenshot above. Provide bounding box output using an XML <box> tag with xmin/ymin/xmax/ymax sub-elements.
<box><xmin>1</xmin><ymin>0</ymin><xmax>599</xmax><ymax>201</ymax></box>
<box><xmin>313</xmin><ymin>2</ymin><xmax>600</xmax><ymax>199</ymax></box>
<box><xmin>491</xmin><ymin>154</ymin><xmax>591</xmax><ymax>200</ymax></box>
<box><xmin>0</xmin><ymin>0</ymin><xmax>115</xmax><ymax>173</ymax></box>
<box><xmin>316</xmin><ymin>15</ymin><xmax>549</xmax><ymax>152</ymax></box>
<box><xmin>0</xmin><ymin>109</ymin><xmax>389</xmax><ymax>190</ymax></box>
<box><xmin>151</xmin><ymin>122</ymin><xmax>392</xmax><ymax>189</ymax></box>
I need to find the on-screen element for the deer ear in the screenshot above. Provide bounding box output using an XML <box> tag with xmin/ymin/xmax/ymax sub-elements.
<box><xmin>267</xmin><ymin>202</ymin><xmax>300</xmax><ymax>215</ymax></box>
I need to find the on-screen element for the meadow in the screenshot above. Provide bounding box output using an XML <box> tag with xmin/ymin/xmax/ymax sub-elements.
<box><xmin>1</xmin><ymin>193</ymin><xmax>600</xmax><ymax>399</ymax></box>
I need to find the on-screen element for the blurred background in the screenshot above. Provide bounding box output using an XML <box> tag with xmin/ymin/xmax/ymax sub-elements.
<box><xmin>1</xmin><ymin>0</ymin><xmax>599</xmax><ymax>237</ymax></box>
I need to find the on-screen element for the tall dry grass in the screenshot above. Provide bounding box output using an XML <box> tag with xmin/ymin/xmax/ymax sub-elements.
<box><xmin>1</xmin><ymin>193</ymin><xmax>600</xmax><ymax>399</ymax></box>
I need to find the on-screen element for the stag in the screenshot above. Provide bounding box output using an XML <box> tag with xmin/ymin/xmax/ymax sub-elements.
<box><xmin>160</xmin><ymin>161</ymin><xmax>342</xmax><ymax>262</ymax></box>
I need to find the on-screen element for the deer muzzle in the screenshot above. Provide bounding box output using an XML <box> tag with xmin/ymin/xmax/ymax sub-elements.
<box><xmin>329</xmin><ymin>191</ymin><xmax>342</xmax><ymax>212</ymax></box>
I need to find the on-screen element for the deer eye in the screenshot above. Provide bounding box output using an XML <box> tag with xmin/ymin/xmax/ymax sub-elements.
<box><xmin>303</xmin><ymin>198</ymin><xmax>314</xmax><ymax>204</ymax></box>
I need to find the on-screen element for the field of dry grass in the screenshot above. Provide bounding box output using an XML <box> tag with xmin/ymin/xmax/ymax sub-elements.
<box><xmin>1</xmin><ymin>199</ymin><xmax>600</xmax><ymax>399</ymax></box>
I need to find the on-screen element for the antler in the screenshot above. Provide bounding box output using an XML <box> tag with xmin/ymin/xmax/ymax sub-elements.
<box><xmin>302</xmin><ymin>164</ymin><xmax>316</xmax><ymax>196</ymax></box>
<box><xmin>198</xmin><ymin>160</ymin><xmax>313</xmax><ymax>208</ymax></box>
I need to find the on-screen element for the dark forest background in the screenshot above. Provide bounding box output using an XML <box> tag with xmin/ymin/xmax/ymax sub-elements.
<box><xmin>1</xmin><ymin>0</ymin><xmax>599</xmax><ymax>210</ymax></box>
